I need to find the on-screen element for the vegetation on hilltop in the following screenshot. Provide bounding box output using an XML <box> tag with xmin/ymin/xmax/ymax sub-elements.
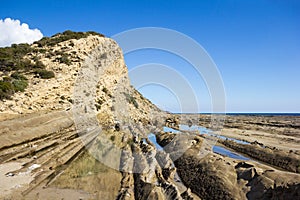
<box><xmin>34</xmin><ymin>30</ymin><xmax>105</xmax><ymax>47</ymax></box>
<box><xmin>0</xmin><ymin>30</ymin><xmax>105</xmax><ymax>100</ymax></box>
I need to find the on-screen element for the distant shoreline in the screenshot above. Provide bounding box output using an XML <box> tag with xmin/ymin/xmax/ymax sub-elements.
<box><xmin>174</xmin><ymin>113</ymin><xmax>300</xmax><ymax>116</ymax></box>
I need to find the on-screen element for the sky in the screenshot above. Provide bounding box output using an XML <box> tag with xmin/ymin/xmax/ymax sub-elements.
<box><xmin>0</xmin><ymin>0</ymin><xmax>299</xmax><ymax>113</ymax></box>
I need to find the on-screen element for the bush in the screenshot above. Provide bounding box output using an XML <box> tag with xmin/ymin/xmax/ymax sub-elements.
<box><xmin>0</xmin><ymin>90</ymin><xmax>11</xmax><ymax>100</ymax></box>
<box><xmin>0</xmin><ymin>43</ymin><xmax>33</xmax><ymax>71</ymax></box>
<box><xmin>10</xmin><ymin>72</ymin><xmax>27</xmax><ymax>80</ymax></box>
<box><xmin>0</xmin><ymin>81</ymin><xmax>14</xmax><ymax>92</ymax></box>
<box><xmin>34</xmin><ymin>69</ymin><xmax>55</xmax><ymax>79</ymax></box>
<box><xmin>0</xmin><ymin>50</ymin><xmax>34</xmax><ymax>71</ymax></box>
<box><xmin>32</xmin><ymin>60</ymin><xmax>46</xmax><ymax>69</ymax></box>
<box><xmin>3</xmin><ymin>76</ymin><xmax>12</xmax><ymax>82</ymax></box>
<box><xmin>86</xmin><ymin>31</ymin><xmax>105</xmax><ymax>37</ymax></box>
<box><xmin>12</xmin><ymin>79</ymin><xmax>28</xmax><ymax>92</ymax></box>
<box><xmin>34</xmin><ymin>30</ymin><xmax>105</xmax><ymax>47</ymax></box>
<box><xmin>0</xmin><ymin>74</ymin><xmax>29</xmax><ymax>100</ymax></box>
<box><xmin>0</xmin><ymin>30</ymin><xmax>105</xmax><ymax>100</ymax></box>
<box><xmin>58</xmin><ymin>55</ymin><xmax>71</xmax><ymax>65</ymax></box>
<box><xmin>124</xmin><ymin>93</ymin><xmax>139</xmax><ymax>108</ymax></box>
<box><xmin>0</xmin><ymin>81</ymin><xmax>14</xmax><ymax>100</ymax></box>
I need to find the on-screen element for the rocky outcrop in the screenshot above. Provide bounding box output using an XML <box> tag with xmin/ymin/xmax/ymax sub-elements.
<box><xmin>130</xmin><ymin>139</ymin><xmax>183</xmax><ymax>200</ymax></box>
<box><xmin>156</xmin><ymin>131</ymin><xmax>300</xmax><ymax>200</ymax></box>
<box><xmin>0</xmin><ymin>32</ymin><xmax>161</xmax><ymax>127</ymax></box>
<box><xmin>219</xmin><ymin>139</ymin><xmax>300</xmax><ymax>173</ymax></box>
<box><xmin>0</xmin><ymin>32</ymin><xmax>165</xmax><ymax>199</ymax></box>
<box><xmin>196</xmin><ymin>114</ymin><xmax>300</xmax><ymax>135</ymax></box>
<box><xmin>165</xmin><ymin>116</ymin><xmax>180</xmax><ymax>129</ymax></box>
<box><xmin>2</xmin><ymin>31</ymin><xmax>299</xmax><ymax>200</ymax></box>
<box><xmin>174</xmin><ymin>149</ymin><xmax>244</xmax><ymax>200</ymax></box>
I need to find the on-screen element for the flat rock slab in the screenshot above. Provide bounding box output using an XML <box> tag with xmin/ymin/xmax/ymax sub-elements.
<box><xmin>0</xmin><ymin>111</ymin><xmax>74</xmax><ymax>150</ymax></box>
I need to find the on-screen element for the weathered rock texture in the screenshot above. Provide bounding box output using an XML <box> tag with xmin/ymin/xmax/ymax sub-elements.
<box><xmin>0</xmin><ymin>32</ymin><xmax>193</xmax><ymax>200</ymax></box>
<box><xmin>156</xmin><ymin>131</ymin><xmax>300</xmax><ymax>200</ymax></box>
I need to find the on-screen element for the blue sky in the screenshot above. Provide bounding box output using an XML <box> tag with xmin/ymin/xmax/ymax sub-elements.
<box><xmin>1</xmin><ymin>0</ymin><xmax>299</xmax><ymax>113</ymax></box>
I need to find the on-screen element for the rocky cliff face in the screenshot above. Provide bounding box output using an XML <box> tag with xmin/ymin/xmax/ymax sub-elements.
<box><xmin>2</xmin><ymin>32</ymin><xmax>298</xmax><ymax>200</ymax></box>
<box><xmin>0</xmin><ymin>32</ymin><xmax>160</xmax><ymax>125</ymax></box>
<box><xmin>0</xmin><ymin>32</ymin><xmax>192</xmax><ymax>200</ymax></box>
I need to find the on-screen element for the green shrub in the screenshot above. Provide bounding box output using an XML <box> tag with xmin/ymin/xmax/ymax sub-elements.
<box><xmin>58</xmin><ymin>55</ymin><xmax>71</xmax><ymax>65</ymax></box>
<box><xmin>3</xmin><ymin>76</ymin><xmax>12</xmax><ymax>82</ymax></box>
<box><xmin>34</xmin><ymin>30</ymin><xmax>105</xmax><ymax>47</ymax></box>
<box><xmin>12</xmin><ymin>79</ymin><xmax>28</xmax><ymax>92</ymax></box>
<box><xmin>0</xmin><ymin>81</ymin><xmax>14</xmax><ymax>100</ymax></box>
<box><xmin>0</xmin><ymin>43</ymin><xmax>34</xmax><ymax>71</ymax></box>
<box><xmin>0</xmin><ymin>30</ymin><xmax>105</xmax><ymax>100</ymax></box>
<box><xmin>34</xmin><ymin>69</ymin><xmax>55</xmax><ymax>79</ymax></box>
<box><xmin>10</xmin><ymin>72</ymin><xmax>27</xmax><ymax>80</ymax></box>
<box><xmin>124</xmin><ymin>93</ymin><xmax>139</xmax><ymax>108</ymax></box>
<box><xmin>0</xmin><ymin>74</ymin><xmax>28</xmax><ymax>100</ymax></box>
<box><xmin>33</xmin><ymin>60</ymin><xmax>46</xmax><ymax>69</ymax></box>
<box><xmin>38</xmin><ymin>49</ymin><xmax>47</xmax><ymax>53</ymax></box>
<box><xmin>0</xmin><ymin>43</ymin><xmax>32</xmax><ymax>70</ymax></box>
<box><xmin>0</xmin><ymin>81</ymin><xmax>14</xmax><ymax>92</ymax></box>
<box><xmin>0</xmin><ymin>90</ymin><xmax>7</xmax><ymax>100</ymax></box>
<box><xmin>86</xmin><ymin>31</ymin><xmax>105</xmax><ymax>37</ymax></box>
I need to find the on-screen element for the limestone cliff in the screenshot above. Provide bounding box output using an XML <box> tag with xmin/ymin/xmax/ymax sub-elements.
<box><xmin>0</xmin><ymin>31</ymin><xmax>189</xmax><ymax>200</ymax></box>
<box><xmin>0</xmin><ymin>31</ymin><xmax>161</xmax><ymax>126</ymax></box>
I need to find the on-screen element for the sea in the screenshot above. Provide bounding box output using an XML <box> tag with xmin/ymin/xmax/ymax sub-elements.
<box><xmin>193</xmin><ymin>113</ymin><xmax>300</xmax><ymax>116</ymax></box>
<box><xmin>222</xmin><ymin>113</ymin><xmax>300</xmax><ymax>116</ymax></box>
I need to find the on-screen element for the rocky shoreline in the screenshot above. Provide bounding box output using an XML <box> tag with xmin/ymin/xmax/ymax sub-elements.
<box><xmin>156</xmin><ymin>127</ymin><xmax>300</xmax><ymax>200</ymax></box>
<box><xmin>0</xmin><ymin>31</ymin><xmax>299</xmax><ymax>199</ymax></box>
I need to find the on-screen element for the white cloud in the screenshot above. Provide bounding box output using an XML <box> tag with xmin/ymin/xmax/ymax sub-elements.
<box><xmin>0</xmin><ymin>18</ymin><xmax>43</xmax><ymax>47</ymax></box>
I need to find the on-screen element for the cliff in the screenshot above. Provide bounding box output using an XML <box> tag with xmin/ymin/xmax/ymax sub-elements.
<box><xmin>0</xmin><ymin>31</ymin><xmax>189</xmax><ymax>200</ymax></box>
<box><xmin>0</xmin><ymin>31</ymin><xmax>160</xmax><ymax>126</ymax></box>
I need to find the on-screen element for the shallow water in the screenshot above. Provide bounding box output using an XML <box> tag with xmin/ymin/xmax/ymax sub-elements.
<box><xmin>162</xmin><ymin>125</ymin><xmax>251</xmax><ymax>160</ymax></box>
<box><xmin>179</xmin><ymin>125</ymin><xmax>250</xmax><ymax>145</ymax></box>
<box><xmin>213</xmin><ymin>146</ymin><xmax>250</xmax><ymax>160</ymax></box>
<box><xmin>163</xmin><ymin>126</ymin><xmax>180</xmax><ymax>133</ymax></box>
<box><xmin>147</xmin><ymin>133</ymin><xmax>163</xmax><ymax>151</ymax></box>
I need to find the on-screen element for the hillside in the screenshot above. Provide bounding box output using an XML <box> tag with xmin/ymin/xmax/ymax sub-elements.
<box><xmin>0</xmin><ymin>30</ymin><xmax>160</xmax><ymax>124</ymax></box>
<box><xmin>0</xmin><ymin>31</ymin><xmax>181</xmax><ymax>199</ymax></box>
<box><xmin>1</xmin><ymin>31</ymin><xmax>299</xmax><ymax>200</ymax></box>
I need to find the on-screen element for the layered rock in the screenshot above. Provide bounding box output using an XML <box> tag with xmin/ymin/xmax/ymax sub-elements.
<box><xmin>0</xmin><ymin>32</ymin><xmax>161</xmax><ymax>127</ymax></box>
<box><xmin>0</xmin><ymin>32</ymin><xmax>189</xmax><ymax>199</ymax></box>
<box><xmin>156</xmin><ymin>131</ymin><xmax>300</xmax><ymax>200</ymax></box>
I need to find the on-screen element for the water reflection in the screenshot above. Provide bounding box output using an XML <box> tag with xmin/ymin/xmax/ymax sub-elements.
<box><xmin>213</xmin><ymin>146</ymin><xmax>250</xmax><ymax>160</ymax></box>
<box><xmin>162</xmin><ymin>125</ymin><xmax>251</xmax><ymax>160</ymax></box>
